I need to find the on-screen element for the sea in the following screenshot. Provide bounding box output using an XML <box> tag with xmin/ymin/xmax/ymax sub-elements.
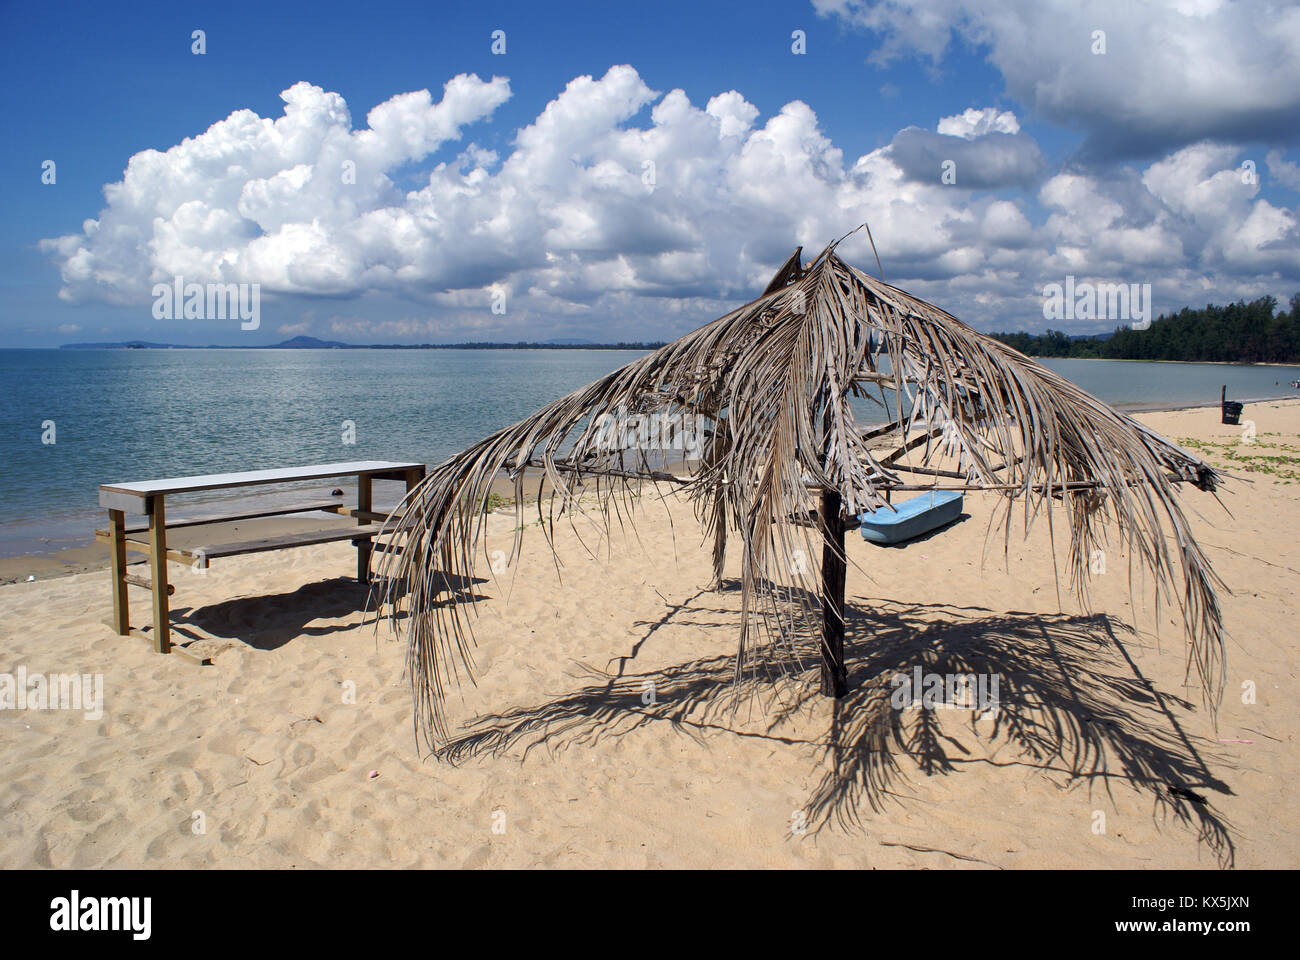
<box><xmin>3</xmin><ymin>347</ymin><xmax>1298</xmax><ymax>558</ymax></box>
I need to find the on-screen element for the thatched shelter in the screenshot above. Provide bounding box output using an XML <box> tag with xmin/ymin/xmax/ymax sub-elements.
<box><xmin>376</xmin><ymin>234</ymin><xmax>1226</xmax><ymax>751</ymax></box>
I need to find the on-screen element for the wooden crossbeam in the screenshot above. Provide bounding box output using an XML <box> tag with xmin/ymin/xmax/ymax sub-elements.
<box><xmin>879</xmin><ymin>426</ymin><xmax>944</xmax><ymax>466</ymax></box>
<box><xmin>187</xmin><ymin>524</ymin><xmax>384</xmax><ymax>562</ymax></box>
<box><xmin>859</xmin><ymin>421</ymin><xmax>905</xmax><ymax>442</ymax></box>
<box><xmin>889</xmin><ymin>476</ymin><xmax>1196</xmax><ymax>494</ymax></box>
<box><xmin>124</xmin><ymin>574</ymin><xmax>174</xmax><ymax>596</ymax></box>
<box><xmin>94</xmin><ymin>499</ymin><xmax>343</xmax><ymax>537</ymax></box>
<box><xmin>886</xmin><ymin>463</ymin><xmax>969</xmax><ymax>481</ymax></box>
<box><xmin>93</xmin><ymin>532</ymin><xmax>194</xmax><ymax>566</ymax></box>
<box><xmin>333</xmin><ymin>506</ymin><xmax>403</xmax><ymax>523</ymax></box>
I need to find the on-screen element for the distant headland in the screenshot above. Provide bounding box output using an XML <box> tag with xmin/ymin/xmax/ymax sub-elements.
<box><xmin>59</xmin><ymin>335</ymin><xmax>668</xmax><ymax>351</ymax></box>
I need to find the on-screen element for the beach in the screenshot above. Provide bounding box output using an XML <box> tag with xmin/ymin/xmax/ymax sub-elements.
<box><xmin>0</xmin><ymin>399</ymin><xmax>1296</xmax><ymax>869</ymax></box>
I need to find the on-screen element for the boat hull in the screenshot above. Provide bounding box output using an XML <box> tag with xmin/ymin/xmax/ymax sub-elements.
<box><xmin>857</xmin><ymin>490</ymin><xmax>964</xmax><ymax>545</ymax></box>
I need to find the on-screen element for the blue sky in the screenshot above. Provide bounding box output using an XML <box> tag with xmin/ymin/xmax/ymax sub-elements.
<box><xmin>4</xmin><ymin>0</ymin><xmax>1299</xmax><ymax>346</ymax></box>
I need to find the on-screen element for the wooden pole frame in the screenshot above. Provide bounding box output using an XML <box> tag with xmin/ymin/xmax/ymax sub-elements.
<box><xmin>819</xmin><ymin>487</ymin><xmax>848</xmax><ymax>698</ymax></box>
<box><xmin>818</xmin><ymin>329</ymin><xmax>849</xmax><ymax>698</ymax></box>
<box><xmin>147</xmin><ymin>496</ymin><xmax>171</xmax><ymax>654</ymax></box>
<box><xmin>108</xmin><ymin>508</ymin><xmax>129</xmax><ymax>636</ymax></box>
<box><xmin>356</xmin><ymin>473</ymin><xmax>373</xmax><ymax>583</ymax></box>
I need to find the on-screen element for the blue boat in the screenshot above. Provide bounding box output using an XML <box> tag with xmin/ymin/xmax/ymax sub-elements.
<box><xmin>857</xmin><ymin>490</ymin><xmax>964</xmax><ymax>545</ymax></box>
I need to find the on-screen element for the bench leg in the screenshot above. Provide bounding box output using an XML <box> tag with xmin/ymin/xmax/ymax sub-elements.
<box><xmin>147</xmin><ymin>497</ymin><xmax>171</xmax><ymax>654</ymax></box>
<box><xmin>108</xmin><ymin>509</ymin><xmax>130</xmax><ymax>635</ymax></box>
<box><xmin>356</xmin><ymin>474</ymin><xmax>372</xmax><ymax>583</ymax></box>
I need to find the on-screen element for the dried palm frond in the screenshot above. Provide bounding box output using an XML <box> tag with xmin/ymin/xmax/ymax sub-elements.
<box><xmin>375</xmin><ymin>238</ymin><xmax>1226</xmax><ymax>751</ymax></box>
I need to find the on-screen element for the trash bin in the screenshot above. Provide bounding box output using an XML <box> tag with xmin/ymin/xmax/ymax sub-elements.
<box><xmin>1222</xmin><ymin>401</ymin><xmax>1243</xmax><ymax>425</ymax></box>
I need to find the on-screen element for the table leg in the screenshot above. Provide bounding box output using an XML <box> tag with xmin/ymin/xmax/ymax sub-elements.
<box><xmin>356</xmin><ymin>474</ymin><xmax>372</xmax><ymax>583</ymax></box>
<box><xmin>108</xmin><ymin>509</ymin><xmax>129</xmax><ymax>635</ymax></box>
<box><xmin>147</xmin><ymin>496</ymin><xmax>171</xmax><ymax>654</ymax></box>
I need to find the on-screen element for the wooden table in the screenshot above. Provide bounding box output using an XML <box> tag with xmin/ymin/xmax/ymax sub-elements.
<box><xmin>98</xmin><ymin>460</ymin><xmax>425</xmax><ymax>660</ymax></box>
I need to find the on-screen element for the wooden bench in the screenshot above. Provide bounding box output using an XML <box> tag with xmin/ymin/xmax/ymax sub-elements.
<box><xmin>98</xmin><ymin>460</ymin><xmax>426</xmax><ymax>661</ymax></box>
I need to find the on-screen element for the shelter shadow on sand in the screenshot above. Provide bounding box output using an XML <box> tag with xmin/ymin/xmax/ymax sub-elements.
<box><xmin>436</xmin><ymin>587</ymin><xmax>1235</xmax><ymax>866</ymax></box>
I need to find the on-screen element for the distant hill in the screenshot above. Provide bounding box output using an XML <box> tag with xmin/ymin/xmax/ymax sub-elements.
<box><xmin>269</xmin><ymin>335</ymin><xmax>349</xmax><ymax>348</ymax></box>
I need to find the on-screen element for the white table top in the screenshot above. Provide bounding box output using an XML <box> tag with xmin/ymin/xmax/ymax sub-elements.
<box><xmin>100</xmin><ymin>461</ymin><xmax>424</xmax><ymax>498</ymax></box>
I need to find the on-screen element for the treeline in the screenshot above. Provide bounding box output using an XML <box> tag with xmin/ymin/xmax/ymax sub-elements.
<box><xmin>991</xmin><ymin>293</ymin><xmax>1300</xmax><ymax>363</ymax></box>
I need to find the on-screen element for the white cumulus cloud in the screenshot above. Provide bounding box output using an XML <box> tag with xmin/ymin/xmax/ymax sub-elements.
<box><xmin>814</xmin><ymin>0</ymin><xmax>1300</xmax><ymax>158</ymax></box>
<box><xmin>38</xmin><ymin>64</ymin><xmax>1300</xmax><ymax>338</ymax></box>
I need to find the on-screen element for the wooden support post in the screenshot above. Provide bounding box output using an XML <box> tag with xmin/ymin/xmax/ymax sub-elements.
<box><xmin>147</xmin><ymin>496</ymin><xmax>171</xmax><ymax>654</ymax></box>
<box><xmin>108</xmin><ymin>509</ymin><xmax>129</xmax><ymax>636</ymax></box>
<box><xmin>819</xmin><ymin>487</ymin><xmax>848</xmax><ymax>698</ymax></box>
<box><xmin>356</xmin><ymin>474</ymin><xmax>373</xmax><ymax>583</ymax></box>
<box><xmin>819</xmin><ymin>380</ymin><xmax>848</xmax><ymax>699</ymax></box>
<box><xmin>404</xmin><ymin>466</ymin><xmax>424</xmax><ymax>495</ymax></box>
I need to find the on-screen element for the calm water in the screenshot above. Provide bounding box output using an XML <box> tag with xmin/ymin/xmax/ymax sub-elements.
<box><xmin>0</xmin><ymin>348</ymin><xmax>647</xmax><ymax>556</ymax></box>
<box><xmin>3</xmin><ymin>348</ymin><xmax>1298</xmax><ymax>556</ymax></box>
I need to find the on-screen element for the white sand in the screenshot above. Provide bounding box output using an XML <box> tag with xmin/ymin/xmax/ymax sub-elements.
<box><xmin>1</xmin><ymin>403</ymin><xmax>1296</xmax><ymax>868</ymax></box>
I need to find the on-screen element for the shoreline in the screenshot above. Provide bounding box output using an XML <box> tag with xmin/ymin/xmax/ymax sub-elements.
<box><xmin>1031</xmin><ymin>356</ymin><xmax>1300</xmax><ymax>368</ymax></box>
<box><xmin>1113</xmin><ymin>393</ymin><xmax>1297</xmax><ymax>413</ymax></box>
<box><xmin>7</xmin><ymin>397</ymin><xmax>1298</xmax><ymax>583</ymax></box>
